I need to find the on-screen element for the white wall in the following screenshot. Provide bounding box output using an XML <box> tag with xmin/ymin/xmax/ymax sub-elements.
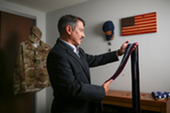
<box><xmin>0</xmin><ymin>1</ymin><xmax>47</xmax><ymax>113</ymax></box>
<box><xmin>46</xmin><ymin>0</ymin><xmax>170</xmax><ymax>112</ymax></box>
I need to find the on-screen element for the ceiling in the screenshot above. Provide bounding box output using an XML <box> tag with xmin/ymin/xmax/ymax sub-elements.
<box><xmin>5</xmin><ymin>0</ymin><xmax>88</xmax><ymax>13</ymax></box>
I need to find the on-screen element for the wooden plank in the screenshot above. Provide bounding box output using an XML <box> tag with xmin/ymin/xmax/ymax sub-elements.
<box><xmin>103</xmin><ymin>90</ymin><xmax>170</xmax><ymax>113</ymax></box>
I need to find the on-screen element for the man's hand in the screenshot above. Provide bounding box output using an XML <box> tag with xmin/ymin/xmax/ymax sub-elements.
<box><xmin>116</xmin><ymin>41</ymin><xmax>129</xmax><ymax>56</ymax></box>
<box><xmin>116</xmin><ymin>41</ymin><xmax>138</xmax><ymax>56</ymax></box>
<box><xmin>103</xmin><ymin>79</ymin><xmax>113</xmax><ymax>94</ymax></box>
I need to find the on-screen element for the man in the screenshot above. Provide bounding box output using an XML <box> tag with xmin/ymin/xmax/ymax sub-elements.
<box><xmin>47</xmin><ymin>15</ymin><xmax>130</xmax><ymax>113</ymax></box>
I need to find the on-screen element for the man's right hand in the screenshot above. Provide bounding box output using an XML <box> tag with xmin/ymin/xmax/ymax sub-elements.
<box><xmin>102</xmin><ymin>79</ymin><xmax>113</xmax><ymax>94</ymax></box>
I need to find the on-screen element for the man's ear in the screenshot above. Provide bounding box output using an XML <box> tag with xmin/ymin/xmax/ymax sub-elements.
<box><xmin>65</xmin><ymin>25</ymin><xmax>72</xmax><ymax>35</ymax></box>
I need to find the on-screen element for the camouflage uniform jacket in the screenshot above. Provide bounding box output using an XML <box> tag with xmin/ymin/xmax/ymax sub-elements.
<box><xmin>13</xmin><ymin>38</ymin><xmax>51</xmax><ymax>95</ymax></box>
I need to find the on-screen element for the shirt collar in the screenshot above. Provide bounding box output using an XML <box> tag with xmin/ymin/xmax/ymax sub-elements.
<box><xmin>60</xmin><ymin>38</ymin><xmax>79</xmax><ymax>53</ymax></box>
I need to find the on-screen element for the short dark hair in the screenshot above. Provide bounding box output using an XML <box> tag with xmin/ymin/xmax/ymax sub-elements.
<box><xmin>58</xmin><ymin>15</ymin><xmax>85</xmax><ymax>35</ymax></box>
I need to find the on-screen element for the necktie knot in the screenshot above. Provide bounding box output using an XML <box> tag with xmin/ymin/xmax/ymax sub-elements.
<box><xmin>75</xmin><ymin>46</ymin><xmax>80</xmax><ymax>57</ymax></box>
<box><xmin>76</xmin><ymin>47</ymin><xmax>79</xmax><ymax>54</ymax></box>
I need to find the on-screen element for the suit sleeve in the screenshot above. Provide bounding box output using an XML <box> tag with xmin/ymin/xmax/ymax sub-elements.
<box><xmin>80</xmin><ymin>48</ymin><xmax>119</xmax><ymax>67</ymax></box>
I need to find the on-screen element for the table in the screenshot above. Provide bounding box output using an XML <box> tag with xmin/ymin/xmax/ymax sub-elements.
<box><xmin>103</xmin><ymin>90</ymin><xmax>170</xmax><ymax>113</ymax></box>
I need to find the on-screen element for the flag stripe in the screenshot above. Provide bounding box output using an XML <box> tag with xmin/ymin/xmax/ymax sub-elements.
<box><xmin>122</xmin><ymin>25</ymin><xmax>157</xmax><ymax>33</ymax></box>
<box><xmin>121</xmin><ymin>12</ymin><xmax>157</xmax><ymax>36</ymax></box>
<box><xmin>122</xmin><ymin>24</ymin><xmax>157</xmax><ymax>32</ymax></box>
<box><xmin>122</xmin><ymin>23</ymin><xmax>157</xmax><ymax>30</ymax></box>
<box><xmin>122</xmin><ymin>29</ymin><xmax>156</xmax><ymax>36</ymax></box>
<box><xmin>135</xmin><ymin>18</ymin><xmax>156</xmax><ymax>25</ymax></box>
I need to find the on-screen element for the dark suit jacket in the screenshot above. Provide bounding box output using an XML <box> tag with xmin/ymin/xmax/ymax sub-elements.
<box><xmin>47</xmin><ymin>39</ymin><xmax>119</xmax><ymax>113</ymax></box>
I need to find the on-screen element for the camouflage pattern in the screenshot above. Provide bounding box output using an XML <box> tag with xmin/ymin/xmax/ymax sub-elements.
<box><xmin>13</xmin><ymin>26</ymin><xmax>51</xmax><ymax>95</ymax></box>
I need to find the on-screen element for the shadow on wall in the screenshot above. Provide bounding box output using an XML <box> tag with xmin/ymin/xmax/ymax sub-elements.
<box><xmin>0</xmin><ymin>32</ymin><xmax>19</xmax><ymax>113</ymax></box>
<box><xmin>92</xmin><ymin>22</ymin><xmax>107</xmax><ymax>42</ymax></box>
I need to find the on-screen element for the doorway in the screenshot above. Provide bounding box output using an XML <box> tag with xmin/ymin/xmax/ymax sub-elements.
<box><xmin>0</xmin><ymin>11</ymin><xmax>35</xmax><ymax>113</ymax></box>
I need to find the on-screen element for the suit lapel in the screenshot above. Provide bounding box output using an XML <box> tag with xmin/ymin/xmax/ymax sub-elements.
<box><xmin>57</xmin><ymin>39</ymin><xmax>91</xmax><ymax>82</ymax></box>
<box><xmin>79</xmin><ymin>51</ymin><xmax>91</xmax><ymax>82</ymax></box>
<box><xmin>67</xmin><ymin>49</ymin><xmax>91</xmax><ymax>82</ymax></box>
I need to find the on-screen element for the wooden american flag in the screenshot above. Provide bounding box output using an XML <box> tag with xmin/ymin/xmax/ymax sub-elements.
<box><xmin>121</xmin><ymin>12</ymin><xmax>157</xmax><ymax>36</ymax></box>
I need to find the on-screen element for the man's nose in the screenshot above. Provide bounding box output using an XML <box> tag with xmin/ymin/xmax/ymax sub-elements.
<box><xmin>82</xmin><ymin>33</ymin><xmax>85</xmax><ymax>38</ymax></box>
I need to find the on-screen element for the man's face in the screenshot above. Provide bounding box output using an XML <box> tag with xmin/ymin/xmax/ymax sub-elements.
<box><xmin>69</xmin><ymin>20</ymin><xmax>85</xmax><ymax>46</ymax></box>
